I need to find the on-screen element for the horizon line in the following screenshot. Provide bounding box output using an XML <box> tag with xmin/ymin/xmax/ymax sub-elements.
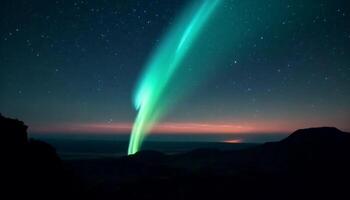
<box><xmin>29</xmin><ymin>121</ymin><xmax>348</xmax><ymax>135</ymax></box>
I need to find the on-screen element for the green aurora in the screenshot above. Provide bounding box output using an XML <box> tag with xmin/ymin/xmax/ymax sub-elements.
<box><xmin>128</xmin><ymin>0</ymin><xmax>221</xmax><ymax>155</ymax></box>
<box><xmin>127</xmin><ymin>0</ymin><xmax>324</xmax><ymax>155</ymax></box>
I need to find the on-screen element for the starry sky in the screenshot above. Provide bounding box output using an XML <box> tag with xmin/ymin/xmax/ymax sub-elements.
<box><xmin>1</xmin><ymin>0</ymin><xmax>349</xmax><ymax>141</ymax></box>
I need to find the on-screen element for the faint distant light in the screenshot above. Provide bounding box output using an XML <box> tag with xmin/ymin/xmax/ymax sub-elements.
<box><xmin>223</xmin><ymin>139</ymin><xmax>243</xmax><ymax>144</ymax></box>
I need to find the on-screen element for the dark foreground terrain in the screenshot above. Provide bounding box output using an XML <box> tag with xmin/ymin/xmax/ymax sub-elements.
<box><xmin>2</xmin><ymin>114</ymin><xmax>350</xmax><ymax>200</ymax></box>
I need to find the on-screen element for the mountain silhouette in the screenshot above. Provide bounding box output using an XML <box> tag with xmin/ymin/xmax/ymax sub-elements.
<box><xmin>255</xmin><ymin>127</ymin><xmax>350</xmax><ymax>172</ymax></box>
<box><xmin>0</xmin><ymin>113</ymin><xmax>28</xmax><ymax>147</ymax></box>
<box><xmin>1</xmin><ymin>114</ymin><xmax>81</xmax><ymax>200</ymax></box>
<box><xmin>282</xmin><ymin>127</ymin><xmax>350</xmax><ymax>144</ymax></box>
<box><xmin>1</xmin><ymin>114</ymin><xmax>349</xmax><ymax>199</ymax></box>
<box><xmin>66</xmin><ymin>127</ymin><xmax>350</xmax><ymax>200</ymax></box>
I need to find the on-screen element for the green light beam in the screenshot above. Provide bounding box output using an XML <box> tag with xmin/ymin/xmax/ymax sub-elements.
<box><xmin>128</xmin><ymin>0</ymin><xmax>221</xmax><ymax>155</ymax></box>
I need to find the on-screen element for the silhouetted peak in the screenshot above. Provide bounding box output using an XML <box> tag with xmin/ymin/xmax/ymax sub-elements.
<box><xmin>0</xmin><ymin>113</ymin><xmax>28</xmax><ymax>146</ymax></box>
<box><xmin>293</xmin><ymin>127</ymin><xmax>342</xmax><ymax>134</ymax></box>
<box><xmin>281</xmin><ymin>127</ymin><xmax>349</xmax><ymax>146</ymax></box>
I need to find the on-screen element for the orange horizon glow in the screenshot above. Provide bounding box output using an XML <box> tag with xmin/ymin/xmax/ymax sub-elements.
<box><xmin>29</xmin><ymin>120</ymin><xmax>312</xmax><ymax>135</ymax></box>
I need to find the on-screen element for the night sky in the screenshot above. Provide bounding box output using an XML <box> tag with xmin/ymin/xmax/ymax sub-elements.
<box><xmin>1</xmin><ymin>0</ymin><xmax>349</xmax><ymax>141</ymax></box>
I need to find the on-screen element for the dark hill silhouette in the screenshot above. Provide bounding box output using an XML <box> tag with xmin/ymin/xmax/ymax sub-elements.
<box><xmin>0</xmin><ymin>113</ymin><xmax>27</xmax><ymax>146</ymax></box>
<box><xmin>1</xmin><ymin>114</ymin><xmax>82</xmax><ymax>200</ymax></box>
<box><xmin>282</xmin><ymin>127</ymin><xmax>350</xmax><ymax>145</ymax></box>
<box><xmin>255</xmin><ymin>127</ymin><xmax>350</xmax><ymax>172</ymax></box>
<box><xmin>1</xmin><ymin>113</ymin><xmax>350</xmax><ymax>200</ymax></box>
<box><xmin>66</xmin><ymin>127</ymin><xmax>350</xmax><ymax>200</ymax></box>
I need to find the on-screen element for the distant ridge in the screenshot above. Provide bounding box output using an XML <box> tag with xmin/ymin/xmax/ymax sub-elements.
<box><xmin>282</xmin><ymin>127</ymin><xmax>349</xmax><ymax>144</ymax></box>
<box><xmin>2</xmin><ymin>114</ymin><xmax>350</xmax><ymax>199</ymax></box>
<box><xmin>256</xmin><ymin>127</ymin><xmax>350</xmax><ymax>171</ymax></box>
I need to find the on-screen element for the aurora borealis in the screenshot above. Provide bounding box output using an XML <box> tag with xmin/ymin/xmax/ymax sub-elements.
<box><xmin>128</xmin><ymin>0</ymin><xmax>221</xmax><ymax>155</ymax></box>
<box><xmin>0</xmin><ymin>0</ymin><xmax>350</xmax><ymax>151</ymax></box>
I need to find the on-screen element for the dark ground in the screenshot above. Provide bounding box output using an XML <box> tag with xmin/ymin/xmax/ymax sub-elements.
<box><xmin>2</xmin><ymin>113</ymin><xmax>350</xmax><ymax>200</ymax></box>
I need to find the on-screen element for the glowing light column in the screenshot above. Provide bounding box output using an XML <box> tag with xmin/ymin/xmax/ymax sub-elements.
<box><xmin>128</xmin><ymin>0</ymin><xmax>221</xmax><ymax>155</ymax></box>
